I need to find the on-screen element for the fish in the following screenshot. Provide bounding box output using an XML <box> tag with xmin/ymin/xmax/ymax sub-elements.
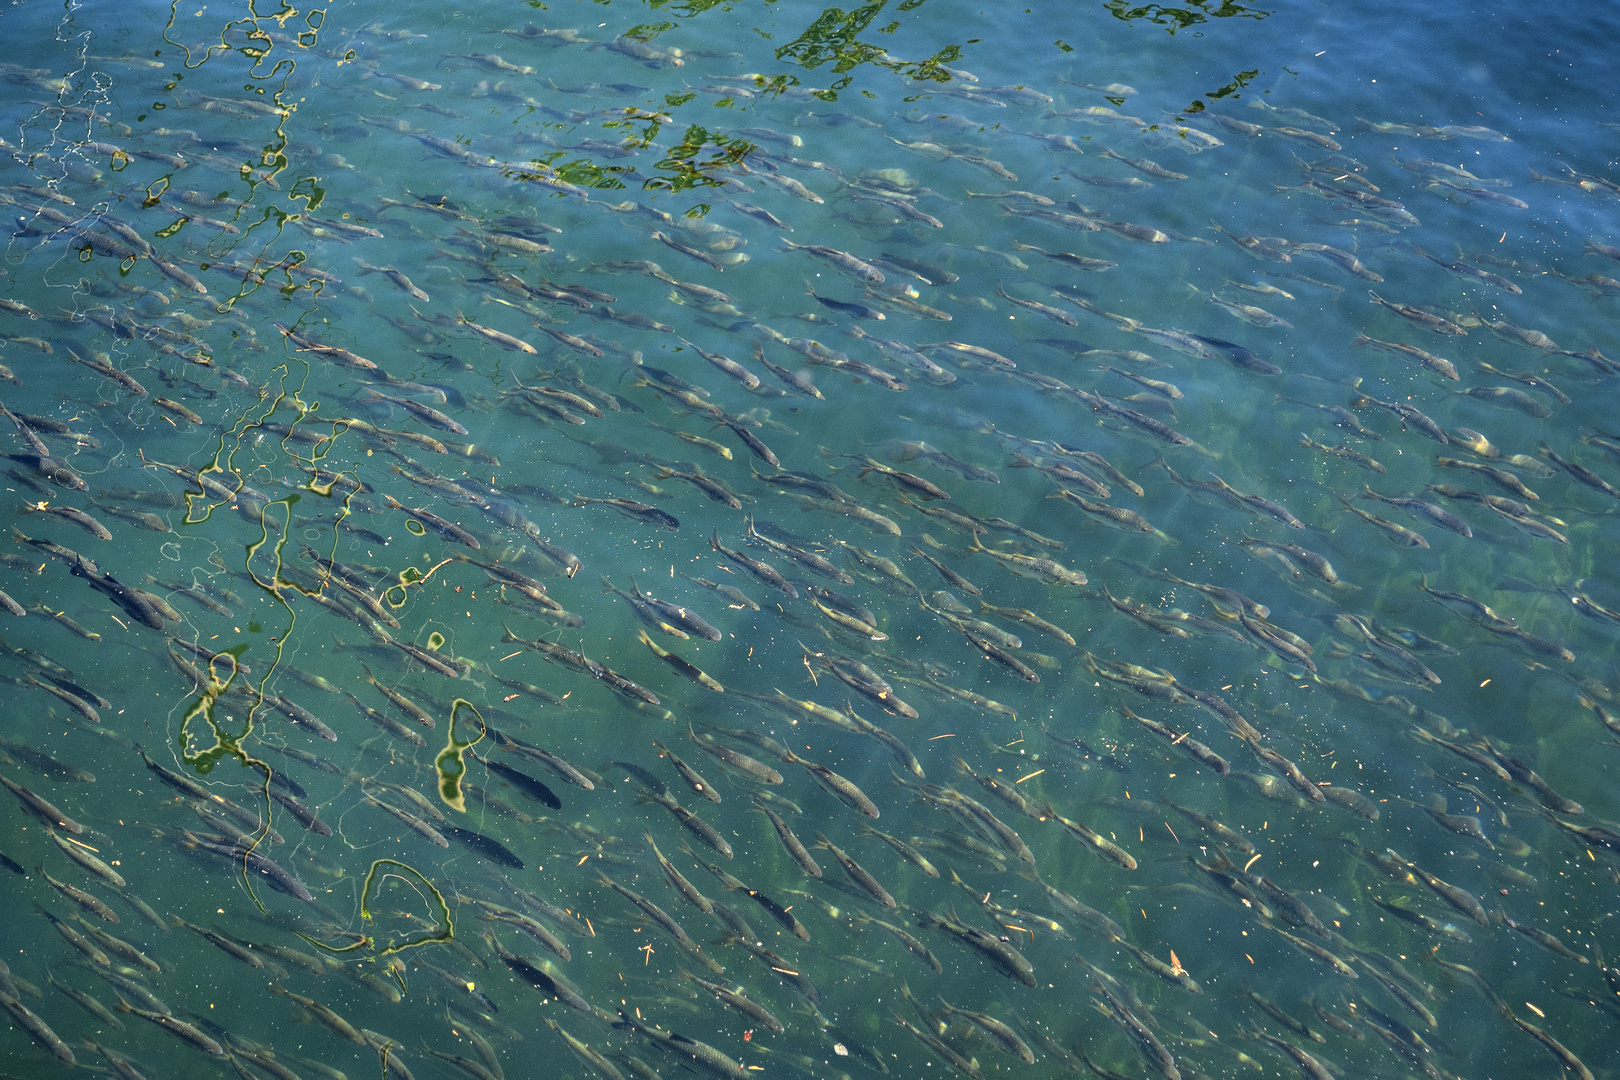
<box><xmin>709</xmin><ymin>529</ymin><xmax>797</xmax><ymax>597</ymax></box>
<box><xmin>439</xmin><ymin>825</ymin><xmax>525</xmax><ymax>869</ymax></box>
<box><xmin>615</xmin><ymin>1011</ymin><xmax>748</xmax><ymax>1079</ymax></box>
<box><xmin>680</xmin><ymin>573</ymin><xmax>759</xmax><ymax>610</ymax></box>
<box><xmin>1300</xmin><ymin>432</ymin><xmax>1385</xmax><ymax>472</ymax></box>
<box><xmin>780</xmin><ymin>240</ymin><xmax>884</xmax><ymax>282</ymax></box>
<box><xmin>1367</xmin><ymin>290</ymin><xmax>1467</xmax><ymax>335</ymax></box>
<box><xmin>1206</xmin><ymin>291</ymin><xmax>1294</xmax><ymax>329</ymax></box>
<box><xmin>635</xmin><ymin>630</ymin><xmax>724</xmax><ymax>692</ymax></box>
<box><xmin>1122</xmin><ymin>705</ymin><xmax>1231</xmax><ymax>774</ymax></box>
<box><xmin>1043</xmin><ymin>799</ymin><xmax>1138</xmax><ymax>869</ymax></box>
<box><xmin>470</xmin><ymin>752</ymin><xmax>563</xmax><ymax>809</ymax></box>
<box><xmin>1</xmin><ymin>25</ymin><xmax>1614</xmax><ymax>1080</ymax></box>
<box><xmin>1339</xmin><ymin>495</ymin><xmax>1430</xmax><ymax>548</ymax></box>
<box><xmin>569</xmin><ymin>490</ymin><xmax>680</xmax><ymax>532</ymax></box>
<box><xmin>363</xmin><ymin>794</ymin><xmax>449</xmax><ymax>846</ymax></box>
<box><xmin>813</xmin><ymin>830</ymin><xmax>895</xmax><ymax>906</ymax></box>
<box><xmin>1434</xmin><ymin>457</ymin><xmax>1539</xmax><ymax>500</ymax></box>
<box><xmin>965</xmin><ymin>534</ymin><xmax>1087</xmax><ymax>586</ymax></box>
<box><xmin>352</xmin><ymin>258</ymin><xmax>430</xmax><ymax>300</ymax></box>
<box><xmin>651</xmin><ymin>739</ymin><xmax>721</xmax><ymax>804</ymax></box>
<box><xmin>1099</xmin><ymin>147</ymin><xmax>1187</xmax><ymax>179</ymax></box>
<box><xmin>917</xmin><ymin>909</ymin><xmax>1037</xmax><ymax>986</ymax></box>
<box><xmin>1350</xmin><ymin>331</ymin><xmax>1458</xmax><ymax>379</ymax></box>
<box><xmin>993</xmin><ymin>281</ymin><xmax>1078</xmax><ymax>324</ymax></box>
<box><xmin>0</xmin><ymin>774</ymin><xmax>84</xmax><ymax>833</ymax></box>
<box><xmin>1385</xmin><ymin>849</ymin><xmax>1490</xmax><ymax>925</ymax></box>
<box><xmin>782</xmin><ymin>750</ymin><xmax>881</xmax><ymax>818</ymax></box>
<box><xmin>679</xmin><ymin>970</ymin><xmax>785</xmax><ymax>1033</ymax></box>
<box><xmin>0</xmin><ymin>990</ymin><xmax>75</xmax><ymax>1064</ymax></box>
<box><xmin>1360</xmin><ymin>485</ymin><xmax>1472</xmax><ymax>536</ymax></box>
<box><xmin>362</xmin><ymin>389</ymin><xmax>468</xmax><ymax>434</ymax></box>
<box><xmin>380</xmin><ymin>493</ymin><xmax>481</xmax><ymax>548</ymax></box>
<box><xmin>1464</xmin><ymin>384</ymin><xmax>1553</xmax><ymax>418</ymax></box>
<box><xmin>115</xmin><ymin>997</ymin><xmax>225</xmax><ymax>1055</ymax></box>
<box><xmin>634</xmin><ymin>788</ymin><xmax>732</xmax><ymax>858</ymax></box>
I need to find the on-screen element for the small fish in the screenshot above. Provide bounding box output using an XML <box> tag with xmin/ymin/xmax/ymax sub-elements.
<box><xmin>635</xmin><ymin>788</ymin><xmax>732</xmax><ymax>858</ymax></box>
<box><xmin>1007</xmin><ymin>240</ymin><xmax>1117</xmax><ymax>271</ymax></box>
<box><xmin>675</xmin><ymin>336</ymin><xmax>761</xmax><ymax>390</ymax></box>
<box><xmin>20</xmin><ymin>502</ymin><xmax>111</xmax><ymax>540</ymax></box>
<box><xmin>652</xmin><ymin>739</ymin><xmax>721</xmax><ymax>804</ymax></box>
<box><xmin>571</xmin><ymin>493</ymin><xmax>680</xmax><ymax>531</ymax></box>
<box><xmin>1368</xmin><ymin>291</ymin><xmax>1467</xmax><ymax>335</ymax></box>
<box><xmin>680</xmin><ymin>573</ymin><xmax>758</xmax><ymax>610</ymax></box>
<box><xmin>64</xmin><ymin>348</ymin><xmax>148</xmax><ymax>395</ymax></box>
<box><xmin>1350</xmin><ymin>332</ymin><xmax>1458</xmax><ymax>380</ymax></box>
<box><xmin>151</xmin><ymin>397</ymin><xmax>204</xmax><ymax>424</ymax></box>
<box><xmin>1434</xmin><ymin>457</ymin><xmax>1539</xmax><ymax>500</ymax></box>
<box><xmin>994</xmin><ymin>282</ymin><xmax>1077</xmax><ymax>325</ymax></box>
<box><xmin>456</xmin><ymin>313</ymin><xmax>537</xmax><ymax>354</ymax></box>
<box><xmin>637</xmin><ymin>630</ymin><xmax>724</xmax><ymax>692</ymax></box>
<box><xmin>806</xmin><ymin>281</ymin><xmax>885</xmax><ymax>321</ymax></box>
<box><xmin>1463</xmin><ymin>385</ymin><xmax>1553</xmax><ymax>418</ymax></box>
<box><xmin>710</xmin><ymin>529</ymin><xmax>796</xmax><ymax>597</ymax></box>
<box><xmin>1300</xmin><ymin>433</ymin><xmax>1385</xmax><ymax>472</ymax></box>
<box><xmin>783</xmin><ymin>750</ymin><xmax>881</xmax><ymax>818</ymax></box>
<box><xmin>1360</xmin><ymin>485</ymin><xmax>1472</xmax><ymax>536</ymax></box>
<box><xmin>353</xmin><ymin>258</ymin><xmax>430</xmax><ymax>301</ymax></box>
<box><xmin>917</xmin><ymin>908</ymin><xmax>1036</xmax><ymax>986</ymax></box>
<box><xmin>1043</xmin><ymin>799</ymin><xmax>1138</xmax><ymax>870</ymax></box>
<box><xmin>1099</xmin><ymin>147</ymin><xmax>1187</xmax><ymax>179</ymax></box>
<box><xmin>780</xmin><ymin>240</ymin><xmax>884</xmax><ymax>282</ymax></box>
<box><xmin>362</xmin><ymin>389</ymin><xmax>468</xmax><ymax>434</ymax></box>
<box><xmin>1206</xmin><ymin>291</ymin><xmax>1293</xmax><ymax>329</ymax></box>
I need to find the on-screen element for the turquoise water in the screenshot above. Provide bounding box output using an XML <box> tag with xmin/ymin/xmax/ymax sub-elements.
<box><xmin>1</xmin><ymin>2</ymin><xmax>1618</xmax><ymax>1079</ymax></box>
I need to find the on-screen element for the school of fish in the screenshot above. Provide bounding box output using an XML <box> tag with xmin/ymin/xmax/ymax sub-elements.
<box><xmin>1</xmin><ymin>7</ymin><xmax>1619</xmax><ymax>1080</ymax></box>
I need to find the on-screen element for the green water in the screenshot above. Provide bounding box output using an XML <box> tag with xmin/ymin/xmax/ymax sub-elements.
<box><xmin>0</xmin><ymin>2</ymin><xmax>1617</xmax><ymax>1080</ymax></box>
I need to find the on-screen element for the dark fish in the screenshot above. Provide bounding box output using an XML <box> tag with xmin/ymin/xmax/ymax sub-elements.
<box><xmin>891</xmin><ymin>1009</ymin><xmax>984</xmax><ymax>1079</ymax></box>
<box><xmin>439</xmin><ymin>825</ymin><xmax>525</xmax><ymax>868</ymax></box>
<box><xmin>679</xmin><ymin>970</ymin><xmax>785</xmax><ymax>1033</ymax></box>
<box><xmin>177</xmin><ymin>831</ymin><xmax>314</xmax><ymax>902</ymax></box>
<box><xmin>364</xmin><ymin>795</ymin><xmax>448</xmax><ymax>847</ymax></box>
<box><xmin>473</xmin><ymin>751</ymin><xmax>562</xmax><ymax>809</ymax></box>
<box><xmin>267</xmin><ymin>984</ymin><xmax>365</xmax><ymax>1045</ymax></box>
<box><xmin>688</xmin><ymin>727</ymin><xmax>778</xmax><ymax>783</ymax></box>
<box><xmin>1044</xmin><ymin>800</ymin><xmax>1137</xmax><ymax>869</ymax></box>
<box><xmin>39</xmin><ymin>866</ymin><xmax>119</xmax><ymax>922</ymax></box>
<box><xmin>918</xmin><ymin>909</ymin><xmax>1037</xmax><ymax>986</ymax></box>
<box><xmin>485</xmin><ymin>936</ymin><xmax>591</xmax><ymax>1014</ymax></box>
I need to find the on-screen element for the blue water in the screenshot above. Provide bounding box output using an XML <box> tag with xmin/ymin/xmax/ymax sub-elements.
<box><xmin>0</xmin><ymin>1</ymin><xmax>1618</xmax><ymax>1079</ymax></box>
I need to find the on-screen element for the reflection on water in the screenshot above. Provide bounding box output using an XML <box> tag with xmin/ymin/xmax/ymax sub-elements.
<box><xmin>1</xmin><ymin>2</ymin><xmax>1618</xmax><ymax>1080</ymax></box>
